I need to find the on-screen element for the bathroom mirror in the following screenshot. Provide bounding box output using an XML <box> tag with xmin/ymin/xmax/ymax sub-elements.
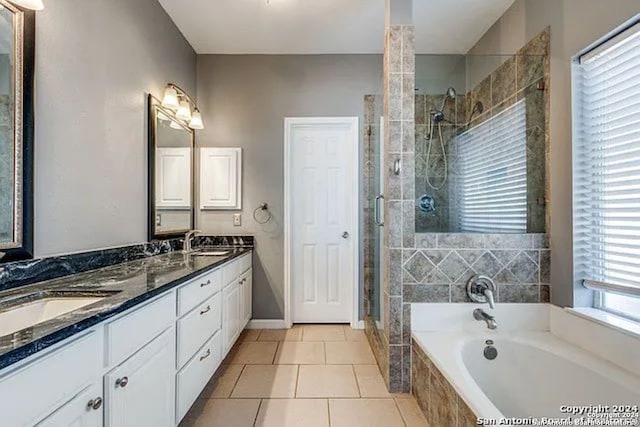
<box><xmin>148</xmin><ymin>95</ymin><xmax>194</xmax><ymax>240</ymax></box>
<box><xmin>0</xmin><ymin>1</ymin><xmax>34</xmax><ymax>262</ymax></box>
<box><xmin>414</xmin><ymin>45</ymin><xmax>549</xmax><ymax>234</ymax></box>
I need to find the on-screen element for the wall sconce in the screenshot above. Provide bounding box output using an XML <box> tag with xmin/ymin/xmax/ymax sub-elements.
<box><xmin>9</xmin><ymin>0</ymin><xmax>44</xmax><ymax>10</ymax></box>
<box><xmin>161</xmin><ymin>83</ymin><xmax>204</xmax><ymax>130</ymax></box>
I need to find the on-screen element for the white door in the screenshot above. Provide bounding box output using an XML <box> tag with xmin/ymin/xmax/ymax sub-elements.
<box><xmin>200</xmin><ymin>147</ymin><xmax>242</xmax><ymax>210</ymax></box>
<box><xmin>222</xmin><ymin>282</ymin><xmax>240</xmax><ymax>352</ymax></box>
<box><xmin>105</xmin><ymin>328</ymin><xmax>175</xmax><ymax>427</ymax></box>
<box><xmin>286</xmin><ymin>117</ymin><xmax>358</xmax><ymax>323</ymax></box>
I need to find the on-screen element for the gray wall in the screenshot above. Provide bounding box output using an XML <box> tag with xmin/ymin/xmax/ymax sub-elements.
<box><xmin>34</xmin><ymin>0</ymin><xmax>196</xmax><ymax>256</ymax></box>
<box><xmin>196</xmin><ymin>55</ymin><xmax>382</xmax><ymax>319</ymax></box>
<box><xmin>468</xmin><ymin>0</ymin><xmax>640</xmax><ymax>307</ymax></box>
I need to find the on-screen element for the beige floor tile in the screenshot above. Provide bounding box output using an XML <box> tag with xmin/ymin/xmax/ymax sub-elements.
<box><xmin>325</xmin><ymin>341</ymin><xmax>376</xmax><ymax>364</ymax></box>
<box><xmin>181</xmin><ymin>399</ymin><xmax>260</xmax><ymax>427</ymax></box>
<box><xmin>329</xmin><ymin>399</ymin><xmax>405</xmax><ymax>427</ymax></box>
<box><xmin>239</xmin><ymin>329</ymin><xmax>261</xmax><ymax>341</ymax></box>
<box><xmin>354</xmin><ymin>364</ymin><xmax>392</xmax><ymax>398</ymax></box>
<box><xmin>255</xmin><ymin>399</ymin><xmax>329</xmax><ymax>427</ymax></box>
<box><xmin>344</xmin><ymin>328</ymin><xmax>367</xmax><ymax>342</ymax></box>
<box><xmin>258</xmin><ymin>327</ymin><xmax>303</xmax><ymax>341</ymax></box>
<box><xmin>296</xmin><ymin>365</ymin><xmax>359</xmax><ymax>398</ymax></box>
<box><xmin>203</xmin><ymin>364</ymin><xmax>244</xmax><ymax>398</ymax></box>
<box><xmin>396</xmin><ymin>397</ymin><xmax>429</xmax><ymax>426</ymax></box>
<box><xmin>229</xmin><ymin>341</ymin><xmax>278</xmax><ymax>364</ymax></box>
<box><xmin>231</xmin><ymin>365</ymin><xmax>299</xmax><ymax>398</ymax></box>
<box><xmin>302</xmin><ymin>324</ymin><xmax>346</xmax><ymax>341</ymax></box>
<box><xmin>273</xmin><ymin>341</ymin><xmax>325</xmax><ymax>364</ymax></box>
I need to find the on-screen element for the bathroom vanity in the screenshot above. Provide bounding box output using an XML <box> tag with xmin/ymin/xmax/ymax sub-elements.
<box><xmin>0</xmin><ymin>248</ymin><xmax>252</xmax><ymax>426</ymax></box>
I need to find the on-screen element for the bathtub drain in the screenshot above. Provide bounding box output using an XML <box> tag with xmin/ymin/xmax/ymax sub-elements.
<box><xmin>484</xmin><ymin>340</ymin><xmax>498</xmax><ymax>360</ymax></box>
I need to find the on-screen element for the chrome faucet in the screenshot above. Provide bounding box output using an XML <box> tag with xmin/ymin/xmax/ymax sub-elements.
<box><xmin>183</xmin><ymin>229</ymin><xmax>202</xmax><ymax>253</ymax></box>
<box><xmin>474</xmin><ymin>308</ymin><xmax>497</xmax><ymax>330</ymax></box>
<box><xmin>466</xmin><ymin>275</ymin><xmax>497</xmax><ymax>309</ymax></box>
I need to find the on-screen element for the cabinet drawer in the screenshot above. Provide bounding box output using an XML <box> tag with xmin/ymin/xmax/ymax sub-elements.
<box><xmin>221</xmin><ymin>258</ymin><xmax>240</xmax><ymax>287</ymax></box>
<box><xmin>0</xmin><ymin>330</ymin><xmax>102</xmax><ymax>426</ymax></box>
<box><xmin>177</xmin><ymin>268</ymin><xmax>221</xmax><ymax>316</ymax></box>
<box><xmin>177</xmin><ymin>292</ymin><xmax>222</xmax><ymax>368</ymax></box>
<box><xmin>176</xmin><ymin>330</ymin><xmax>222</xmax><ymax>424</ymax></box>
<box><xmin>105</xmin><ymin>292</ymin><xmax>174</xmax><ymax>366</ymax></box>
<box><xmin>239</xmin><ymin>252</ymin><xmax>252</xmax><ymax>274</ymax></box>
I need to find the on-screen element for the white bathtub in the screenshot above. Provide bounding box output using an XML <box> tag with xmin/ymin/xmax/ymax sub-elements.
<box><xmin>412</xmin><ymin>304</ymin><xmax>640</xmax><ymax>423</ymax></box>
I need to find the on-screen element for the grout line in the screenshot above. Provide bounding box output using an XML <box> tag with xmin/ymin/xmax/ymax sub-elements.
<box><xmin>228</xmin><ymin>364</ymin><xmax>247</xmax><ymax>398</ymax></box>
<box><xmin>272</xmin><ymin>341</ymin><xmax>280</xmax><ymax>364</ymax></box>
<box><xmin>294</xmin><ymin>359</ymin><xmax>300</xmax><ymax>398</ymax></box>
<box><xmin>327</xmin><ymin>398</ymin><xmax>332</xmax><ymax>427</ymax></box>
<box><xmin>252</xmin><ymin>399</ymin><xmax>263</xmax><ymax>427</ymax></box>
<box><xmin>392</xmin><ymin>397</ymin><xmax>409</xmax><ymax>427</ymax></box>
<box><xmin>352</xmin><ymin>364</ymin><xmax>362</xmax><ymax>398</ymax></box>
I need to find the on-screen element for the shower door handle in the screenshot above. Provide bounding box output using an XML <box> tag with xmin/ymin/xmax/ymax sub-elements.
<box><xmin>374</xmin><ymin>195</ymin><xmax>384</xmax><ymax>226</ymax></box>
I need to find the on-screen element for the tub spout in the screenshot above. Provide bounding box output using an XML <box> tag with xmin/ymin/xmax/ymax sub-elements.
<box><xmin>474</xmin><ymin>308</ymin><xmax>497</xmax><ymax>330</ymax></box>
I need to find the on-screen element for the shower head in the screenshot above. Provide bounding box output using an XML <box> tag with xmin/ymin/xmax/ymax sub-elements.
<box><xmin>433</xmin><ymin>87</ymin><xmax>458</xmax><ymax>123</ymax></box>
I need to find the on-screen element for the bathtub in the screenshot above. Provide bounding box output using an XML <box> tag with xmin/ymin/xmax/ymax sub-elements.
<box><xmin>412</xmin><ymin>304</ymin><xmax>640</xmax><ymax>424</ymax></box>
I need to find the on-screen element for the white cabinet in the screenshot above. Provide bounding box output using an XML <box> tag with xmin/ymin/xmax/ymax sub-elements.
<box><xmin>222</xmin><ymin>281</ymin><xmax>240</xmax><ymax>353</ymax></box>
<box><xmin>105</xmin><ymin>328</ymin><xmax>175</xmax><ymax>427</ymax></box>
<box><xmin>37</xmin><ymin>383</ymin><xmax>103</xmax><ymax>427</ymax></box>
<box><xmin>240</xmin><ymin>268</ymin><xmax>252</xmax><ymax>328</ymax></box>
<box><xmin>199</xmin><ymin>147</ymin><xmax>242</xmax><ymax>210</ymax></box>
<box><xmin>155</xmin><ymin>147</ymin><xmax>192</xmax><ymax>209</ymax></box>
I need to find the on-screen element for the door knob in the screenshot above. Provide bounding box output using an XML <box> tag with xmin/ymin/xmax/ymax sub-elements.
<box><xmin>342</xmin><ymin>232</ymin><xmax>350</xmax><ymax>239</ymax></box>
<box><xmin>87</xmin><ymin>397</ymin><xmax>103</xmax><ymax>410</ymax></box>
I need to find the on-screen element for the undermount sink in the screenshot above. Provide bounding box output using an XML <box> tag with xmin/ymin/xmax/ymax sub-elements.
<box><xmin>0</xmin><ymin>296</ymin><xmax>106</xmax><ymax>337</ymax></box>
<box><xmin>192</xmin><ymin>250</ymin><xmax>231</xmax><ymax>256</ymax></box>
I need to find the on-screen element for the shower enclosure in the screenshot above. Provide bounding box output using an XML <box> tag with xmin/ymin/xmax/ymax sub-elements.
<box><xmin>415</xmin><ymin>54</ymin><xmax>548</xmax><ymax>234</ymax></box>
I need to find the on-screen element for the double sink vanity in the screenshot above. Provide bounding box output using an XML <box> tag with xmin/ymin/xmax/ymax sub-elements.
<box><xmin>0</xmin><ymin>244</ymin><xmax>253</xmax><ymax>426</ymax></box>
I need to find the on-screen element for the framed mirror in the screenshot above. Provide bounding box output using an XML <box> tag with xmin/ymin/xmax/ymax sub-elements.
<box><xmin>147</xmin><ymin>95</ymin><xmax>194</xmax><ymax>240</ymax></box>
<box><xmin>0</xmin><ymin>1</ymin><xmax>34</xmax><ymax>262</ymax></box>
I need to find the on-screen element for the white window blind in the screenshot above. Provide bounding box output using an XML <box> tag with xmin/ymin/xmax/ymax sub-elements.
<box><xmin>574</xmin><ymin>22</ymin><xmax>640</xmax><ymax>303</ymax></box>
<box><xmin>456</xmin><ymin>99</ymin><xmax>527</xmax><ymax>233</ymax></box>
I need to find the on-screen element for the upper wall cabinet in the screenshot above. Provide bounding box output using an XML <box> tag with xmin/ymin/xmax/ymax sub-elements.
<box><xmin>0</xmin><ymin>2</ymin><xmax>34</xmax><ymax>263</ymax></box>
<box><xmin>200</xmin><ymin>148</ymin><xmax>242</xmax><ymax>210</ymax></box>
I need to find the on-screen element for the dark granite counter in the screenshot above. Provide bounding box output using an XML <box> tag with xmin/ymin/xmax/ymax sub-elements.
<box><xmin>0</xmin><ymin>247</ymin><xmax>252</xmax><ymax>370</ymax></box>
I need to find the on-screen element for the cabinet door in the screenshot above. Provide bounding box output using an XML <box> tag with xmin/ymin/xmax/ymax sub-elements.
<box><xmin>155</xmin><ymin>147</ymin><xmax>192</xmax><ymax>208</ymax></box>
<box><xmin>222</xmin><ymin>283</ymin><xmax>240</xmax><ymax>353</ymax></box>
<box><xmin>243</xmin><ymin>270</ymin><xmax>252</xmax><ymax>325</ymax></box>
<box><xmin>37</xmin><ymin>383</ymin><xmax>103</xmax><ymax>427</ymax></box>
<box><xmin>105</xmin><ymin>328</ymin><xmax>175</xmax><ymax>427</ymax></box>
<box><xmin>200</xmin><ymin>147</ymin><xmax>242</xmax><ymax>209</ymax></box>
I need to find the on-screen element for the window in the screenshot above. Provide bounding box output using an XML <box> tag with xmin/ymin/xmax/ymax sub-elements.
<box><xmin>573</xmin><ymin>20</ymin><xmax>640</xmax><ymax>322</ymax></box>
<box><xmin>456</xmin><ymin>99</ymin><xmax>527</xmax><ymax>233</ymax></box>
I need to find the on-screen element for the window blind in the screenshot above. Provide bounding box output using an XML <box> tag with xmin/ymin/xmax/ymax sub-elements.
<box><xmin>574</xmin><ymin>23</ymin><xmax>640</xmax><ymax>295</ymax></box>
<box><xmin>456</xmin><ymin>99</ymin><xmax>527</xmax><ymax>233</ymax></box>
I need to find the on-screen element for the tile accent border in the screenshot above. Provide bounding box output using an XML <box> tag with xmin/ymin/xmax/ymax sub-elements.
<box><xmin>412</xmin><ymin>338</ymin><xmax>479</xmax><ymax>427</ymax></box>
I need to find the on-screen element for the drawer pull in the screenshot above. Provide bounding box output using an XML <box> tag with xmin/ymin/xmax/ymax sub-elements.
<box><xmin>115</xmin><ymin>377</ymin><xmax>129</xmax><ymax>388</ymax></box>
<box><xmin>200</xmin><ymin>305</ymin><xmax>211</xmax><ymax>315</ymax></box>
<box><xmin>200</xmin><ymin>280</ymin><xmax>212</xmax><ymax>288</ymax></box>
<box><xmin>87</xmin><ymin>397</ymin><xmax>103</xmax><ymax>410</ymax></box>
<box><xmin>199</xmin><ymin>348</ymin><xmax>211</xmax><ymax>361</ymax></box>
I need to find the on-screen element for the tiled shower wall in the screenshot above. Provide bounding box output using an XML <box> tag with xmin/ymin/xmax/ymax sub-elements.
<box><xmin>376</xmin><ymin>28</ymin><xmax>552</xmax><ymax>393</ymax></box>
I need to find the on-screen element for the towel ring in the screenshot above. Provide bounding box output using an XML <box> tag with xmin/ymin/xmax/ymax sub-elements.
<box><xmin>253</xmin><ymin>203</ymin><xmax>272</xmax><ymax>224</ymax></box>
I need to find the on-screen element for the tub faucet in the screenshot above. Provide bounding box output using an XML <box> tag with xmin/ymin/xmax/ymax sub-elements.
<box><xmin>466</xmin><ymin>275</ymin><xmax>497</xmax><ymax>309</ymax></box>
<box><xmin>474</xmin><ymin>308</ymin><xmax>497</xmax><ymax>330</ymax></box>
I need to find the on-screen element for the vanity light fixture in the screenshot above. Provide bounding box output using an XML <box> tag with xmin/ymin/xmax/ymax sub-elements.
<box><xmin>160</xmin><ymin>83</ymin><xmax>204</xmax><ymax>130</ymax></box>
<box><xmin>9</xmin><ymin>0</ymin><xmax>44</xmax><ymax>10</ymax></box>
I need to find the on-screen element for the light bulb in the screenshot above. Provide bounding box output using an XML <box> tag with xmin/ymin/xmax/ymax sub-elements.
<box><xmin>176</xmin><ymin>100</ymin><xmax>192</xmax><ymax>121</ymax></box>
<box><xmin>10</xmin><ymin>0</ymin><xmax>44</xmax><ymax>10</ymax></box>
<box><xmin>161</xmin><ymin>86</ymin><xmax>179</xmax><ymax>111</ymax></box>
<box><xmin>189</xmin><ymin>110</ymin><xmax>204</xmax><ymax>130</ymax></box>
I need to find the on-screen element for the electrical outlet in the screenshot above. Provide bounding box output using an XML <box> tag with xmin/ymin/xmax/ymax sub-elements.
<box><xmin>233</xmin><ymin>213</ymin><xmax>242</xmax><ymax>226</ymax></box>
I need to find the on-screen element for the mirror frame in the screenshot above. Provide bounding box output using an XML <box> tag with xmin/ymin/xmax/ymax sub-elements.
<box><xmin>0</xmin><ymin>1</ymin><xmax>34</xmax><ymax>263</ymax></box>
<box><xmin>147</xmin><ymin>94</ymin><xmax>195</xmax><ymax>241</ymax></box>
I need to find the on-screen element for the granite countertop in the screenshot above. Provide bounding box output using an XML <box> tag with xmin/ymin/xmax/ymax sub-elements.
<box><xmin>0</xmin><ymin>247</ymin><xmax>252</xmax><ymax>370</ymax></box>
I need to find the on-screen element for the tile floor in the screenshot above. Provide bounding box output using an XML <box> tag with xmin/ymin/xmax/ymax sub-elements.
<box><xmin>180</xmin><ymin>324</ymin><xmax>428</xmax><ymax>427</ymax></box>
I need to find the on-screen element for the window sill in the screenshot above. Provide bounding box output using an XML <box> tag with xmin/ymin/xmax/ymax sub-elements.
<box><xmin>566</xmin><ymin>307</ymin><xmax>640</xmax><ymax>339</ymax></box>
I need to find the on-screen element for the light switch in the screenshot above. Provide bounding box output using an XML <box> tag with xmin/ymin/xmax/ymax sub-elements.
<box><xmin>233</xmin><ymin>213</ymin><xmax>242</xmax><ymax>226</ymax></box>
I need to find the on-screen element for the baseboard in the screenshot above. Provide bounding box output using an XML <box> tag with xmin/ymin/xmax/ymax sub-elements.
<box><xmin>353</xmin><ymin>320</ymin><xmax>365</xmax><ymax>330</ymax></box>
<box><xmin>246</xmin><ymin>319</ymin><xmax>287</xmax><ymax>329</ymax></box>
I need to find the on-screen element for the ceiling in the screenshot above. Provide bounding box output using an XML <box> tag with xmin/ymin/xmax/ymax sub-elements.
<box><xmin>158</xmin><ymin>0</ymin><xmax>516</xmax><ymax>55</ymax></box>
